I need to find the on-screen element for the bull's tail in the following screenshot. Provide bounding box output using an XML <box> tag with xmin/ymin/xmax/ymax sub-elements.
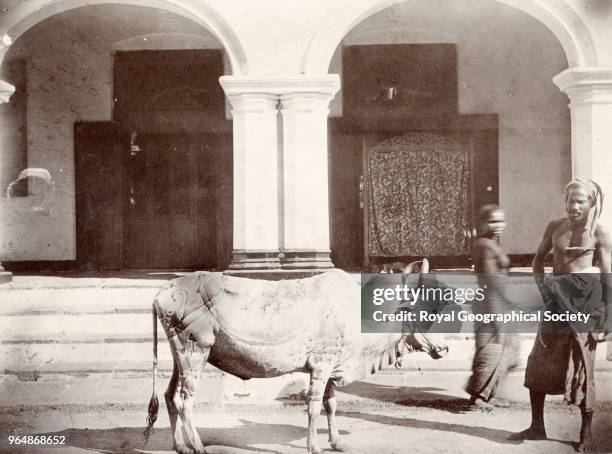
<box><xmin>144</xmin><ymin>304</ymin><xmax>159</xmax><ymax>440</ymax></box>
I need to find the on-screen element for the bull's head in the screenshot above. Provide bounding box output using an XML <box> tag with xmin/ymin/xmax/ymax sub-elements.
<box><xmin>395</xmin><ymin>258</ymin><xmax>449</xmax><ymax>363</ymax></box>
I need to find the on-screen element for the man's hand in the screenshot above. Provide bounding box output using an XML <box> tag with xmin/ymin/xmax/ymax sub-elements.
<box><xmin>534</xmin><ymin>274</ymin><xmax>553</xmax><ymax>306</ymax></box>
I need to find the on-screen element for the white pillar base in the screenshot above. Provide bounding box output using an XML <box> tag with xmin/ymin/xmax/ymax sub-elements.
<box><xmin>279</xmin><ymin>249</ymin><xmax>334</xmax><ymax>270</ymax></box>
<box><xmin>227</xmin><ymin>250</ymin><xmax>281</xmax><ymax>271</ymax></box>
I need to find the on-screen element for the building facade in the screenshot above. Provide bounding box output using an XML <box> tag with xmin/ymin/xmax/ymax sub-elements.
<box><xmin>1</xmin><ymin>0</ymin><xmax>612</xmax><ymax>272</ymax></box>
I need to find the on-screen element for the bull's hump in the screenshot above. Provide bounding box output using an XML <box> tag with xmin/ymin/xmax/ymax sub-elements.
<box><xmin>201</xmin><ymin>270</ymin><xmax>359</xmax><ymax>346</ymax></box>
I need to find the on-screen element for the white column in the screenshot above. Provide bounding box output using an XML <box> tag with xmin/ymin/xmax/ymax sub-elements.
<box><xmin>554</xmin><ymin>67</ymin><xmax>612</xmax><ymax>230</ymax></box>
<box><xmin>0</xmin><ymin>34</ymin><xmax>14</xmax><ymax>282</ymax></box>
<box><xmin>279</xmin><ymin>76</ymin><xmax>339</xmax><ymax>269</ymax></box>
<box><xmin>220</xmin><ymin>77</ymin><xmax>281</xmax><ymax>270</ymax></box>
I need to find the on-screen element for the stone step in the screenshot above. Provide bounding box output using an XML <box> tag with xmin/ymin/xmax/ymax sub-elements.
<box><xmin>0</xmin><ymin>281</ymin><xmax>164</xmax><ymax>315</ymax></box>
<box><xmin>0</xmin><ymin>313</ymin><xmax>161</xmax><ymax>338</ymax></box>
<box><xmin>2</xmin><ymin>340</ymin><xmax>174</xmax><ymax>370</ymax></box>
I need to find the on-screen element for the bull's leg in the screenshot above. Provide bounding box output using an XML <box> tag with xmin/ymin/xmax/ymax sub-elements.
<box><xmin>167</xmin><ymin>335</ymin><xmax>191</xmax><ymax>453</ymax></box>
<box><xmin>306</xmin><ymin>362</ymin><xmax>332</xmax><ymax>454</ymax></box>
<box><xmin>175</xmin><ymin>340</ymin><xmax>209</xmax><ymax>454</ymax></box>
<box><xmin>323</xmin><ymin>379</ymin><xmax>345</xmax><ymax>451</ymax></box>
<box><xmin>164</xmin><ymin>359</ymin><xmax>188</xmax><ymax>453</ymax></box>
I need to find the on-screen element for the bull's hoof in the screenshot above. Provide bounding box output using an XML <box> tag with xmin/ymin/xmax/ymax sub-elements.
<box><xmin>192</xmin><ymin>438</ymin><xmax>206</xmax><ymax>454</ymax></box>
<box><xmin>308</xmin><ymin>446</ymin><xmax>322</xmax><ymax>454</ymax></box>
<box><xmin>331</xmin><ymin>440</ymin><xmax>346</xmax><ymax>451</ymax></box>
<box><xmin>174</xmin><ymin>443</ymin><xmax>195</xmax><ymax>454</ymax></box>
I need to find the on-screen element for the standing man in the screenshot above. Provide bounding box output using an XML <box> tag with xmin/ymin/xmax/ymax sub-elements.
<box><xmin>511</xmin><ymin>178</ymin><xmax>611</xmax><ymax>452</ymax></box>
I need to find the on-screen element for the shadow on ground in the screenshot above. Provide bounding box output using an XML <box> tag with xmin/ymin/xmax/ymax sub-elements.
<box><xmin>338</xmin><ymin>409</ymin><xmax>612</xmax><ymax>453</ymax></box>
<box><xmin>5</xmin><ymin>409</ymin><xmax>611</xmax><ymax>453</ymax></box>
<box><xmin>338</xmin><ymin>381</ymin><xmax>473</xmax><ymax>413</ymax></box>
<box><xmin>339</xmin><ymin>410</ymin><xmax>533</xmax><ymax>446</ymax></box>
<box><xmin>31</xmin><ymin>420</ymin><xmax>347</xmax><ymax>453</ymax></box>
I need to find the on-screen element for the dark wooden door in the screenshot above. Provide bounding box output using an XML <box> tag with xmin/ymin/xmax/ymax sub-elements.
<box><xmin>123</xmin><ymin>134</ymin><xmax>219</xmax><ymax>269</ymax></box>
<box><xmin>75</xmin><ymin>125</ymin><xmax>222</xmax><ymax>270</ymax></box>
<box><xmin>75</xmin><ymin>122</ymin><xmax>125</xmax><ymax>270</ymax></box>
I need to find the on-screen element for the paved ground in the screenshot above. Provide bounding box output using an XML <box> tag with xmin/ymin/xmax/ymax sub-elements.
<box><xmin>1</xmin><ymin>272</ymin><xmax>611</xmax><ymax>452</ymax></box>
<box><xmin>1</xmin><ymin>371</ymin><xmax>611</xmax><ymax>454</ymax></box>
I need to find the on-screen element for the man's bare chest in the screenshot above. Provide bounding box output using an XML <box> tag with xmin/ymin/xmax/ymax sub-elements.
<box><xmin>552</xmin><ymin>225</ymin><xmax>596</xmax><ymax>251</ymax></box>
<box><xmin>552</xmin><ymin>226</ymin><xmax>597</xmax><ymax>271</ymax></box>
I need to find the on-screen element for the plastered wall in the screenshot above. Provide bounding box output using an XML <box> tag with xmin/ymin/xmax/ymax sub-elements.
<box><xmin>0</xmin><ymin>0</ymin><xmax>572</xmax><ymax>261</ymax></box>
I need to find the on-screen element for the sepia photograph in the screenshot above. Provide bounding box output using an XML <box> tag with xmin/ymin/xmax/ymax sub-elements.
<box><xmin>1</xmin><ymin>0</ymin><xmax>612</xmax><ymax>452</ymax></box>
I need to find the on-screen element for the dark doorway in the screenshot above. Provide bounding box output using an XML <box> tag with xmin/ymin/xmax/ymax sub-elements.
<box><xmin>74</xmin><ymin>122</ymin><xmax>124</xmax><ymax>271</ymax></box>
<box><xmin>123</xmin><ymin>134</ymin><xmax>222</xmax><ymax>269</ymax></box>
<box><xmin>74</xmin><ymin>49</ymin><xmax>232</xmax><ymax>271</ymax></box>
<box><xmin>329</xmin><ymin>44</ymin><xmax>499</xmax><ymax>270</ymax></box>
<box><xmin>75</xmin><ymin>126</ymin><xmax>231</xmax><ymax>270</ymax></box>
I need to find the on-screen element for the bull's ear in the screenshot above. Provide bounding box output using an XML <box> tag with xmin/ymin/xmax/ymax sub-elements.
<box><xmin>421</xmin><ymin>258</ymin><xmax>430</xmax><ymax>273</ymax></box>
<box><xmin>402</xmin><ymin>258</ymin><xmax>430</xmax><ymax>275</ymax></box>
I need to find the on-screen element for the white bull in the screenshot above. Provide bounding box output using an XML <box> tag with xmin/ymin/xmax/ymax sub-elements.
<box><xmin>144</xmin><ymin>263</ymin><xmax>446</xmax><ymax>454</ymax></box>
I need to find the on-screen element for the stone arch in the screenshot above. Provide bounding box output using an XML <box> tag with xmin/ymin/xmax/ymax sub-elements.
<box><xmin>1</xmin><ymin>0</ymin><xmax>247</xmax><ymax>74</ymax></box>
<box><xmin>301</xmin><ymin>0</ymin><xmax>597</xmax><ymax>74</ymax></box>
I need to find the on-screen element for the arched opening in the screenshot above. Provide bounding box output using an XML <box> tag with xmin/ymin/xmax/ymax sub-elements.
<box><xmin>324</xmin><ymin>0</ymin><xmax>572</xmax><ymax>270</ymax></box>
<box><xmin>302</xmin><ymin>0</ymin><xmax>596</xmax><ymax>73</ymax></box>
<box><xmin>0</xmin><ymin>4</ymin><xmax>236</xmax><ymax>270</ymax></box>
<box><xmin>2</xmin><ymin>0</ymin><xmax>247</xmax><ymax>74</ymax></box>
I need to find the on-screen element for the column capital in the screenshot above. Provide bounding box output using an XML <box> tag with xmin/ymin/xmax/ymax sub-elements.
<box><xmin>0</xmin><ymin>34</ymin><xmax>12</xmax><ymax>57</ymax></box>
<box><xmin>553</xmin><ymin>67</ymin><xmax>612</xmax><ymax>104</ymax></box>
<box><xmin>280</xmin><ymin>91</ymin><xmax>337</xmax><ymax>113</ymax></box>
<box><xmin>220</xmin><ymin>74</ymin><xmax>339</xmax><ymax>97</ymax></box>
<box><xmin>0</xmin><ymin>79</ymin><xmax>15</xmax><ymax>104</ymax></box>
<box><xmin>223</xmin><ymin>91</ymin><xmax>278</xmax><ymax>113</ymax></box>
